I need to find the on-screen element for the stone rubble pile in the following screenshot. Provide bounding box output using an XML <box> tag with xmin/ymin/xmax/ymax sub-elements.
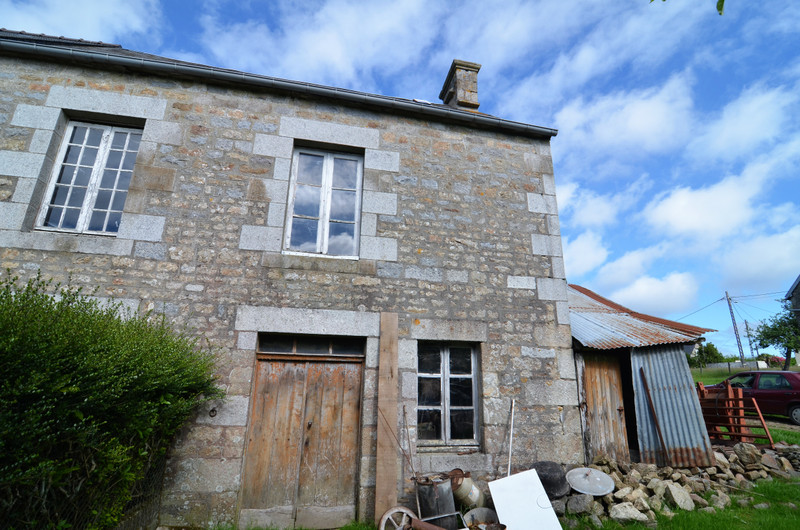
<box><xmin>555</xmin><ymin>442</ymin><xmax>800</xmax><ymax>528</ymax></box>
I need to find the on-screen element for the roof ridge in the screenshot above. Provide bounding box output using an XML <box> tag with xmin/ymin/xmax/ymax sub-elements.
<box><xmin>0</xmin><ymin>28</ymin><xmax>121</xmax><ymax>48</ymax></box>
<box><xmin>569</xmin><ymin>284</ymin><xmax>714</xmax><ymax>335</ymax></box>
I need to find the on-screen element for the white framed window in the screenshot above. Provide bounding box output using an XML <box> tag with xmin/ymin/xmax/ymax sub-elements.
<box><xmin>37</xmin><ymin>121</ymin><xmax>141</xmax><ymax>234</ymax></box>
<box><xmin>417</xmin><ymin>342</ymin><xmax>479</xmax><ymax>446</ymax></box>
<box><xmin>284</xmin><ymin>148</ymin><xmax>363</xmax><ymax>257</ymax></box>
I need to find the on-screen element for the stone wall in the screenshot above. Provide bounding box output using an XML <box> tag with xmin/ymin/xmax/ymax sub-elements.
<box><xmin>0</xmin><ymin>54</ymin><xmax>579</xmax><ymax>526</ymax></box>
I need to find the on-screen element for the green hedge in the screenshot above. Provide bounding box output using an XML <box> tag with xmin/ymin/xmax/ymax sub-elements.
<box><xmin>0</xmin><ymin>273</ymin><xmax>222</xmax><ymax>528</ymax></box>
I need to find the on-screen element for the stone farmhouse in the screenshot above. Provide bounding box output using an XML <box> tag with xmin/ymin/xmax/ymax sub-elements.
<box><xmin>0</xmin><ymin>30</ymin><xmax>579</xmax><ymax>528</ymax></box>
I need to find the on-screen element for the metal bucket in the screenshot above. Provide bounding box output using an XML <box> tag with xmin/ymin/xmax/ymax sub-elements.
<box><xmin>416</xmin><ymin>475</ymin><xmax>459</xmax><ymax>530</ymax></box>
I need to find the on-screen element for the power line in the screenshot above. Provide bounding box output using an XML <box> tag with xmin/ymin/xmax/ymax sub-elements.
<box><xmin>729</xmin><ymin>291</ymin><xmax>784</xmax><ymax>300</ymax></box>
<box><xmin>676</xmin><ymin>297</ymin><xmax>724</xmax><ymax>321</ymax></box>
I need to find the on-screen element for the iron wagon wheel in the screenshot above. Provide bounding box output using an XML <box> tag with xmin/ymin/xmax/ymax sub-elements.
<box><xmin>378</xmin><ymin>506</ymin><xmax>417</xmax><ymax>530</ymax></box>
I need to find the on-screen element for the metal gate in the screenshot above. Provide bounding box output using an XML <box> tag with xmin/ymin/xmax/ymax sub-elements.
<box><xmin>240</xmin><ymin>358</ymin><xmax>362</xmax><ymax>529</ymax></box>
<box><xmin>581</xmin><ymin>353</ymin><xmax>630</xmax><ymax>463</ymax></box>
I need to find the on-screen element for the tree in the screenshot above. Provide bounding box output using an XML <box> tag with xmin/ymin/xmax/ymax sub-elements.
<box><xmin>754</xmin><ymin>302</ymin><xmax>800</xmax><ymax>371</ymax></box>
<box><xmin>651</xmin><ymin>0</ymin><xmax>725</xmax><ymax>15</ymax></box>
<box><xmin>688</xmin><ymin>341</ymin><xmax>725</xmax><ymax>367</ymax></box>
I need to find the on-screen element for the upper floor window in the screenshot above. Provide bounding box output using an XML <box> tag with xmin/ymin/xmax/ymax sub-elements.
<box><xmin>284</xmin><ymin>148</ymin><xmax>363</xmax><ymax>257</ymax></box>
<box><xmin>417</xmin><ymin>342</ymin><xmax>479</xmax><ymax>447</ymax></box>
<box><xmin>37</xmin><ymin>121</ymin><xmax>141</xmax><ymax>234</ymax></box>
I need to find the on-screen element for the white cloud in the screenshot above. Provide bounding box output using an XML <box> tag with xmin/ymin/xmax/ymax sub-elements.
<box><xmin>645</xmin><ymin>137</ymin><xmax>800</xmax><ymax>244</ymax></box>
<box><xmin>496</xmin><ymin>1</ymin><xmax>709</xmax><ymax>122</ymax></box>
<box><xmin>610</xmin><ymin>272</ymin><xmax>699</xmax><ymax>316</ymax></box>
<box><xmin>555</xmin><ymin>181</ymin><xmax>578</xmax><ymax>212</ymax></box>
<box><xmin>555</xmin><ymin>74</ymin><xmax>695</xmax><ymax>159</ymax></box>
<box><xmin>594</xmin><ymin>245</ymin><xmax>667</xmax><ymax>292</ymax></box>
<box><xmin>562</xmin><ymin>231</ymin><xmax>608</xmax><ymax>278</ymax></box>
<box><xmin>719</xmin><ymin>225</ymin><xmax>800</xmax><ymax>293</ymax></box>
<box><xmin>688</xmin><ymin>84</ymin><xmax>798</xmax><ymax>163</ymax></box>
<box><xmin>193</xmin><ymin>0</ymin><xmax>444</xmax><ymax>92</ymax></box>
<box><xmin>0</xmin><ymin>0</ymin><xmax>162</xmax><ymax>44</ymax></box>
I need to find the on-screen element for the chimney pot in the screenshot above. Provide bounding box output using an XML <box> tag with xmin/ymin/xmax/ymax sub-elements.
<box><xmin>439</xmin><ymin>59</ymin><xmax>481</xmax><ymax>110</ymax></box>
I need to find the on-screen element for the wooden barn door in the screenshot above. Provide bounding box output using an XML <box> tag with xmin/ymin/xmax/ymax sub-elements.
<box><xmin>240</xmin><ymin>358</ymin><xmax>362</xmax><ymax>529</ymax></box>
<box><xmin>582</xmin><ymin>353</ymin><xmax>630</xmax><ymax>463</ymax></box>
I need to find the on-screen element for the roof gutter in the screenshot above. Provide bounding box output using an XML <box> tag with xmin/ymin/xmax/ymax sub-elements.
<box><xmin>0</xmin><ymin>40</ymin><xmax>557</xmax><ymax>139</ymax></box>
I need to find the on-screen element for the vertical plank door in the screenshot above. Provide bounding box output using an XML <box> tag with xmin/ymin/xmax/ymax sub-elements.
<box><xmin>582</xmin><ymin>353</ymin><xmax>630</xmax><ymax>463</ymax></box>
<box><xmin>240</xmin><ymin>359</ymin><xmax>362</xmax><ymax>529</ymax></box>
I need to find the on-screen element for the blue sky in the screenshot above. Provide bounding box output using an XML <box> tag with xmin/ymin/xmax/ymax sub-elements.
<box><xmin>4</xmin><ymin>0</ymin><xmax>799</xmax><ymax>357</ymax></box>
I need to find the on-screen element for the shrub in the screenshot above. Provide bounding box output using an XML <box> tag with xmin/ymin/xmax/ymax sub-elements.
<box><xmin>0</xmin><ymin>273</ymin><xmax>222</xmax><ymax>528</ymax></box>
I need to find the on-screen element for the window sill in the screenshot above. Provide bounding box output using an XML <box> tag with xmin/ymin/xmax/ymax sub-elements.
<box><xmin>0</xmin><ymin>228</ymin><xmax>133</xmax><ymax>256</ymax></box>
<box><xmin>416</xmin><ymin>443</ymin><xmax>481</xmax><ymax>455</ymax></box>
<box><xmin>281</xmin><ymin>250</ymin><xmax>359</xmax><ymax>260</ymax></box>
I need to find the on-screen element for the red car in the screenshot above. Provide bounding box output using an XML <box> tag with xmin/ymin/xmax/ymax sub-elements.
<box><xmin>706</xmin><ymin>371</ymin><xmax>800</xmax><ymax>425</ymax></box>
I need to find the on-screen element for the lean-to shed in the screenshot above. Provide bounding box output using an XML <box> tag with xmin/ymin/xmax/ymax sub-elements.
<box><xmin>569</xmin><ymin>285</ymin><xmax>715</xmax><ymax>468</ymax></box>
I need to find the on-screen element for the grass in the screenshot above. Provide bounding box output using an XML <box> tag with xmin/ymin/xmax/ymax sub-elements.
<box><xmin>569</xmin><ymin>477</ymin><xmax>800</xmax><ymax>529</ymax></box>
<box><xmin>214</xmin><ymin>522</ymin><xmax>376</xmax><ymax>530</ymax></box>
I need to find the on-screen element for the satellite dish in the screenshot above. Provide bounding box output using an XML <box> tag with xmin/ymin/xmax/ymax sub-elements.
<box><xmin>565</xmin><ymin>467</ymin><xmax>615</xmax><ymax>496</ymax></box>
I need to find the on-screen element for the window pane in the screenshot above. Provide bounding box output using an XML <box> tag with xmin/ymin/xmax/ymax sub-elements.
<box><xmin>62</xmin><ymin>207</ymin><xmax>80</xmax><ymax>229</ymax></box>
<box><xmin>111</xmin><ymin>191</ymin><xmax>127</xmax><ymax>211</ymax></box>
<box><xmin>331</xmin><ymin>337</ymin><xmax>364</xmax><ymax>355</ymax></box>
<box><xmin>418</xmin><ymin>377</ymin><xmax>441</xmax><ymax>406</ymax></box>
<box><xmin>67</xmin><ymin>187</ymin><xmax>86</xmax><ymax>208</ymax></box>
<box><xmin>289</xmin><ymin>217</ymin><xmax>318</xmax><ymax>251</ymax></box>
<box><xmin>418</xmin><ymin>410</ymin><xmax>442</xmax><ymax>440</ymax></box>
<box><xmin>106</xmin><ymin>150</ymin><xmax>122</xmax><ymax>169</ymax></box>
<box><xmin>111</xmin><ymin>131</ymin><xmax>127</xmax><ymax>149</ymax></box>
<box><xmin>70</xmin><ymin>126</ymin><xmax>86</xmax><ymax>143</ymax></box>
<box><xmin>86</xmin><ymin>127</ymin><xmax>103</xmax><ymax>146</ymax></box>
<box><xmin>57</xmin><ymin>165</ymin><xmax>75</xmax><ymax>184</ymax></box>
<box><xmin>258</xmin><ymin>335</ymin><xmax>294</xmax><ymax>352</ymax></box>
<box><xmin>51</xmin><ymin>185</ymin><xmax>69</xmax><ymax>206</ymax></box>
<box><xmin>74</xmin><ymin>166</ymin><xmax>92</xmax><ymax>187</ymax></box>
<box><xmin>450</xmin><ymin>378</ymin><xmax>473</xmax><ymax>406</ymax></box>
<box><xmin>128</xmin><ymin>133</ymin><xmax>141</xmax><ymax>152</ymax></box>
<box><xmin>418</xmin><ymin>344</ymin><xmax>441</xmax><ymax>373</ymax></box>
<box><xmin>117</xmin><ymin>171</ymin><xmax>132</xmax><ymax>191</ymax></box>
<box><xmin>330</xmin><ymin>190</ymin><xmax>356</xmax><ymax>221</ymax></box>
<box><xmin>95</xmin><ymin>190</ymin><xmax>112</xmax><ymax>210</ymax></box>
<box><xmin>105</xmin><ymin>211</ymin><xmax>122</xmax><ymax>232</ymax></box>
<box><xmin>327</xmin><ymin>223</ymin><xmax>355</xmax><ymax>256</ymax></box>
<box><xmin>88</xmin><ymin>210</ymin><xmax>106</xmax><ymax>232</ymax></box>
<box><xmin>450</xmin><ymin>347</ymin><xmax>472</xmax><ymax>375</ymax></box>
<box><xmin>450</xmin><ymin>410</ymin><xmax>474</xmax><ymax>440</ymax></box>
<box><xmin>44</xmin><ymin>207</ymin><xmax>62</xmax><ymax>227</ymax></box>
<box><xmin>122</xmin><ymin>151</ymin><xmax>137</xmax><ymax>170</ymax></box>
<box><xmin>64</xmin><ymin>145</ymin><xmax>81</xmax><ymax>164</ymax></box>
<box><xmin>332</xmin><ymin>158</ymin><xmax>358</xmax><ymax>189</ymax></box>
<box><xmin>297</xmin><ymin>153</ymin><xmax>324</xmax><ymax>185</ymax></box>
<box><xmin>100</xmin><ymin>169</ymin><xmax>117</xmax><ymax>189</ymax></box>
<box><xmin>295</xmin><ymin>336</ymin><xmax>329</xmax><ymax>354</ymax></box>
<box><xmin>293</xmin><ymin>184</ymin><xmax>321</xmax><ymax>217</ymax></box>
<box><xmin>80</xmin><ymin>147</ymin><xmax>98</xmax><ymax>166</ymax></box>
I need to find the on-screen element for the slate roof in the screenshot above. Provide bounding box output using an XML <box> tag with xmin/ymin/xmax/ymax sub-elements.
<box><xmin>0</xmin><ymin>29</ymin><xmax>556</xmax><ymax>139</ymax></box>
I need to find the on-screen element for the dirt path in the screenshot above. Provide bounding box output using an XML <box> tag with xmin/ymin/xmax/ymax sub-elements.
<box><xmin>763</xmin><ymin>416</ymin><xmax>800</xmax><ymax>436</ymax></box>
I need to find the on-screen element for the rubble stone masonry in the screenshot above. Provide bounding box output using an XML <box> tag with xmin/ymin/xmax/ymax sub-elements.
<box><xmin>0</xmin><ymin>55</ymin><xmax>579</xmax><ymax>526</ymax></box>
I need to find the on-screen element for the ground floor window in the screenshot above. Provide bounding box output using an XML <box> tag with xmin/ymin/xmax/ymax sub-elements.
<box><xmin>417</xmin><ymin>342</ymin><xmax>479</xmax><ymax>446</ymax></box>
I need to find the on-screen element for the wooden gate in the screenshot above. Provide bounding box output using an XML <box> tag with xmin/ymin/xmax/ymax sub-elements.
<box><xmin>240</xmin><ymin>358</ymin><xmax>362</xmax><ymax>529</ymax></box>
<box><xmin>581</xmin><ymin>353</ymin><xmax>630</xmax><ymax>462</ymax></box>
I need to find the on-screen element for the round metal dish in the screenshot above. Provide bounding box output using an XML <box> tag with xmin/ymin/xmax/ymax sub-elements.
<box><xmin>565</xmin><ymin>467</ymin><xmax>615</xmax><ymax>496</ymax></box>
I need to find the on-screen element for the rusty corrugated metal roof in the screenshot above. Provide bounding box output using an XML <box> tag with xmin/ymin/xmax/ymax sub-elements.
<box><xmin>569</xmin><ymin>285</ymin><xmax>714</xmax><ymax>350</ymax></box>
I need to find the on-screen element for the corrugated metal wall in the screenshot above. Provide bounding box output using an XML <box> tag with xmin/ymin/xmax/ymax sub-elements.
<box><xmin>631</xmin><ymin>345</ymin><xmax>714</xmax><ymax>468</ymax></box>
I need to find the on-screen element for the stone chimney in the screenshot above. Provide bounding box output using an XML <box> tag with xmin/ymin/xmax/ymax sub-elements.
<box><xmin>439</xmin><ymin>59</ymin><xmax>481</xmax><ymax>110</ymax></box>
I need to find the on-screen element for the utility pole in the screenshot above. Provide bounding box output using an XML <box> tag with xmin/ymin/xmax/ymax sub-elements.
<box><xmin>744</xmin><ymin>320</ymin><xmax>759</xmax><ymax>359</ymax></box>
<box><xmin>726</xmin><ymin>291</ymin><xmax>746</xmax><ymax>364</ymax></box>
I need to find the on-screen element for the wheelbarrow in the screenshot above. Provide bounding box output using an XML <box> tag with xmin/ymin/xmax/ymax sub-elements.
<box><xmin>378</xmin><ymin>474</ymin><xmax>468</xmax><ymax>530</ymax></box>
